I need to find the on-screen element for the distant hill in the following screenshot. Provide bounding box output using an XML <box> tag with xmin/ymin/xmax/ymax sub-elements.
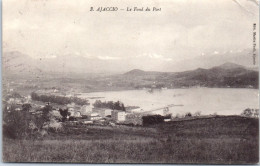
<box><xmin>3</xmin><ymin>51</ymin><xmax>258</xmax><ymax>90</ymax></box>
<box><xmin>213</xmin><ymin>62</ymin><xmax>245</xmax><ymax>70</ymax></box>
<box><xmin>124</xmin><ymin>69</ymin><xmax>146</xmax><ymax>76</ymax></box>
<box><xmin>2</xmin><ymin>51</ymin><xmax>43</xmax><ymax>76</ymax></box>
<box><xmin>124</xmin><ymin>69</ymin><xmax>166</xmax><ymax>77</ymax></box>
<box><xmin>121</xmin><ymin>62</ymin><xmax>259</xmax><ymax>89</ymax></box>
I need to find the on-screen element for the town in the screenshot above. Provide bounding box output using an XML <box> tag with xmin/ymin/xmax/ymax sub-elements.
<box><xmin>3</xmin><ymin>87</ymin><xmax>177</xmax><ymax>136</ymax></box>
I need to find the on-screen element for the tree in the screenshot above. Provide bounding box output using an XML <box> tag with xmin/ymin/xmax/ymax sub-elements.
<box><xmin>3</xmin><ymin>103</ymin><xmax>55</xmax><ymax>139</ymax></box>
<box><xmin>31</xmin><ymin>92</ymin><xmax>89</xmax><ymax>105</ymax></box>
<box><xmin>93</xmin><ymin>100</ymin><xmax>102</xmax><ymax>108</ymax></box>
<box><xmin>114</xmin><ymin>101</ymin><xmax>121</xmax><ymax>110</ymax></box>
<box><xmin>22</xmin><ymin>103</ymin><xmax>32</xmax><ymax>112</ymax></box>
<box><xmin>142</xmin><ymin>115</ymin><xmax>164</xmax><ymax>126</ymax></box>
<box><xmin>185</xmin><ymin>112</ymin><xmax>192</xmax><ymax>117</ymax></box>
<box><xmin>3</xmin><ymin>105</ymin><xmax>32</xmax><ymax>139</ymax></box>
<box><xmin>93</xmin><ymin>100</ymin><xmax>126</xmax><ymax>111</ymax></box>
<box><xmin>59</xmin><ymin>108</ymin><xmax>70</xmax><ymax>122</ymax></box>
<box><xmin>34</xmin><ymin>105</ymin><xmax>53</xmax><ymax>131</ymax></box>
<box><xmin>121</xmin><ymin>104</ymin><xmax>126</xmax><ymax>111</ymax></box>
<box><xmin>241</xmin><ymin>108</ymin><xmax>254</xmax><ymax>117</ymax></box>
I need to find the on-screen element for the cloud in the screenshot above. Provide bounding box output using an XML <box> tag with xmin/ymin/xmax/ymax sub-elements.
<box><xmin>148</xmin><ymin>54</ymin><xmax>163</xmax><ymax>59</ymax></box>
<box><xmin>97</xmin><ymin>56</ymin><xmax>121</xmax><ymax>60</ymax></box>
<box><xmin>136</xmin><ymin>53</ymin><xmax>172</xmax><ymax>61</ymax></box>
<box><xmin>2</xmin><ymin>0</ymin><xmax>258</xmax><ymax>72</ymax></box>
<box><xmin>46</xmin><ymin>55</ymin><xmax>57</xmax><ymax>59</ymax></box>
<box><xmin>164</xmin><ymin>58</ymin><xmax>173</xmax><ymax>61</ymax></box>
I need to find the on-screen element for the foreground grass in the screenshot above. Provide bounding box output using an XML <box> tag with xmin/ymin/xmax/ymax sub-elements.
<box><xmin>3</xmin><ymin>116</ymin><xmax>259</xmax><ymax>164</ymax></box>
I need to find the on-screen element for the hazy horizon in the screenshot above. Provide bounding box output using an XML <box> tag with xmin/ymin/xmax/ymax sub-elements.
<box><xmin>3</xmin><ymin>0</ymin><xmax>259</xmax><ymax>73</ymax></box>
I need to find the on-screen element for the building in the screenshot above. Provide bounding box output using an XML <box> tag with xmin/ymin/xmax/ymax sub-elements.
<box><xmin>67</xmin><ymin>102</ymin><xmax>76</xmax><ymax>109</ymax></box>
<box><xmin>80</xmin><ymin>105</ymin><xmax>92</xmax><ymax>116</ymax></box>
<box><xmin>125</xmin><ymin>113</ymin><xmax>143</xmax><ymax>125</ymax></box>
<box><xmin>94</xmin><ymin>108</ymin><xmax>112</xmax><ymax>118</ymax></box>
<box><xmin>112</xmin><ymin>110</ymin><xmax>126</xmax><ymax>122</ymax></box>
<box><xmin>74</xmin><ymin>111</ymin><xmax>81</xmax><ymax>117</ymax></box>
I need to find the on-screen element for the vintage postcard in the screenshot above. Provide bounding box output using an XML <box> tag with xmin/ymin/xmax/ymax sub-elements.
<box><xmin>2</xmin><ymin>0</ymin><xmax>259</xmax><ymax>164</ymax></box>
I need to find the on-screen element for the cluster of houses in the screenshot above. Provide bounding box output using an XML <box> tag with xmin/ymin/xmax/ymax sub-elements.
<box><xmin>60</xmin><ymin>103</ymin><xmax>172</xmax><ymax>126</ymax></box>
<box><xmin>59</xmin><ymin>103</ymin><xmax>131</xmax><ymax>124</ymax></box>
<box><xmin>4</xmin><ymin>90</ymin><xmax>173</xmax><ymax>126</ymax></box>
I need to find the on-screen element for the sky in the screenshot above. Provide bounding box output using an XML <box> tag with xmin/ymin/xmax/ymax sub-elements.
<box><xmin>2</xmin><ymin>0</ymin><xmax>259</xmax><ymax>73</ymax></box>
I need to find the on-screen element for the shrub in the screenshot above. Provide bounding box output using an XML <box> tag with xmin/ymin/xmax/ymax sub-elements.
<box><xmin>241</xmin><ymin>108</ymin><xmax>259</xmax><ymax>117</ymax></box>
<box><xmin>185</xmin><ymin>112</ymin><xmax>192</xmax><ymax>117</ymax></box>
<box><xmin>142</xmin><ymin>115</ymin><xmax>164</xmax><ymax>126</ymax></box>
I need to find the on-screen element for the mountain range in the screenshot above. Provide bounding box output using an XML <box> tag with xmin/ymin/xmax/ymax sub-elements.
<box><xmin>122</xmin><ymin>62</ymin><xmax>258</xmax><ymax>89</ymax></box>
<box><xmin>2</xmin><ymin>49</ymin><xmax>259</xmax><ymax>75</ymax></box>
<box><xmin>2</xmin><ymin>51</ymin><xmax>259</xmax><ymax>90</ymax></box>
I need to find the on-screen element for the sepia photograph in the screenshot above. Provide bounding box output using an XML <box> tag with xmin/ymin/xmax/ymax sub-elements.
<box><xmin>2</xmin><ymin>0</ymin><xmax>259</xmax><ymax>164</ymax></box>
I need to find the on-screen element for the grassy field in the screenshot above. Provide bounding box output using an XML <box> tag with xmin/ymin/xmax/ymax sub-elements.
<box><xmin>2</xmin><ymin>116</ymin><xmax>259</xmax><ymax>164</ymax></box>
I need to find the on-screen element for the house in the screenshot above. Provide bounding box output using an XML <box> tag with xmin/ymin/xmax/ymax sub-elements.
<box><xmin>112</xmin><ymin>110</ymin><xmax>126</xmax><ymax>122</ymax></box>
<box><xmin>125</xmin><ymin>113</ymin><xmax>143</xmax><ymax>125</ymax></box>
<box><xmin>80</xmin><ymin>105</ymin><xmax>92</xmax><ymax>116</ymax></box>
<box><xmin>74</xmin><ymin>111</ymin><xmax>81</xmax><ymax>117</ymax></box>
<box><xmin>94</xmin><ymin>109</ymin><xmax>112</xmax><ymax>118</ymax></box>
<box><xmin>68</xmin><ymin>110</ymin><xmax>75</xmax><ymax>116</ymax></box>
<box><xmin>67</xmin><ymin>102</ymin><xmax>76</xmax><ymax>108</ymax></box>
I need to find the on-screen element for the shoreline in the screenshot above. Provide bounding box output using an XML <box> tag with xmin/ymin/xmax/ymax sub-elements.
<box><xmin>79</xmin><ymin>87</ymin><xmax>258</xmax><ymax>94</ymax></box>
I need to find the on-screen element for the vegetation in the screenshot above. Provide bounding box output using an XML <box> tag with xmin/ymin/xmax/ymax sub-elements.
<box><xmin>142</xmin><ymin>115</ymin><xmax>165</xmax><ymax>126</ymax></box>
<box><xmin>5</xmin><ymin>92</ymin><xmax>22</xmax><ymax>100</ymax></box>
<box><xmin>3</xmin><ymin>106</ymin><xmax>32</xmax><ymax>139</ymax></box>
<box><xmin>123</xmin><ymin>63</ymin><xmax>258</xmax><ymax>89</ymax></box>
<box><xmin>241</xmin><ymin>108</ymin><xmax>259</xmax><ymax>117</ymax></box>
<box><xmin>3</xmin><ymin>104</ymin><xmax>53</xmax><ymax>139</ymax></box>
<box><xmin>185</xmin><ymin>112</ymin><xmax>192</xmax><ymax>117</ymax></box>
<box><xmin>22</xmin><ymin>103</ymin><xmax>32</xmax><ymax>112</ymax></box>
<box><xmin>93</xmin><ymin>100</ymin><xmax>126</xmax><ymax>111</ymax></box>
<box><xmin>31</xmin><ymin>92</ymin><xmax>89</xmax><ymax>105</ymax></box>
<box><xmin>59</xmin><ymin>108</ymin><xmax>71</xmax><ymax>122</ymax></box>
<box><xmin>2</xmin><ymin>116</ymin><xmax>259</xmax><ymax>164</ymax></box>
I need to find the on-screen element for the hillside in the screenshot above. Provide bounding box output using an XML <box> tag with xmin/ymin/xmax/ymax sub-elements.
<box><xmin>124</xmin><ymin>69</ymin><xmax>146</xmax><ymax>76</ymax></box>
<box><xmin>121</xmin><ymin>62</ymin><xmax>258</xmax><ymax>89</ymax></box>
<box><xmin>3</xmin><ymin>116</ymin><xmax>259</xmax><ymax>163</ymax></box>
<box><xmin>3</xmin><ymin>58</ymin><xmax>258</xmax><ymax>95</ymax></box>
<box><xmin>2</xmin><ymin>51</ymin><xmax>43</xmax><ymax>76</ymax></box>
